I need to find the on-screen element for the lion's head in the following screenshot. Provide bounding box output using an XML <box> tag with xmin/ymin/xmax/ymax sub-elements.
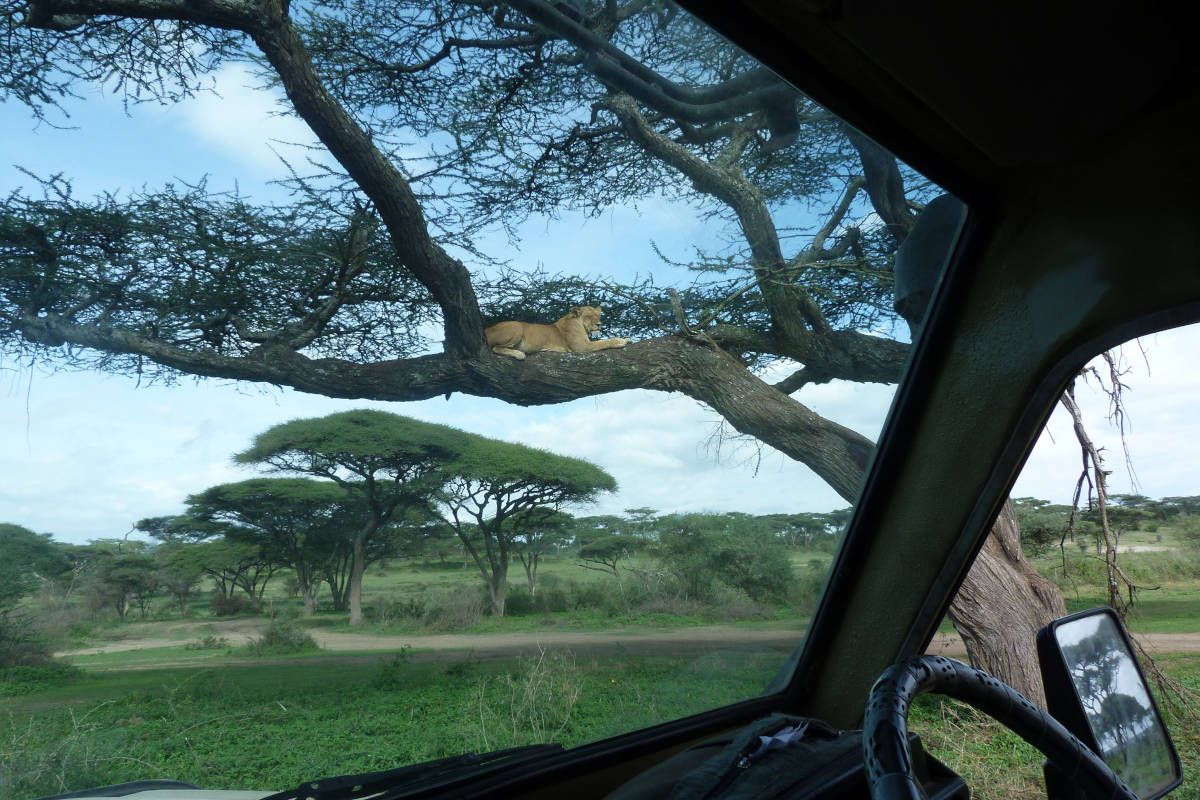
<box><xmin>570</xmin><ymin>305</ymin><xmax>603</xmax><ymax>334</ymax></box>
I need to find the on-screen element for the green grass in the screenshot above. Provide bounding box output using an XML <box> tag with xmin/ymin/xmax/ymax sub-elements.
<box><xmin>5</xmin><ymin>653</ymin><xmax>1198</xmax><ymax>800</ymax></box>
<box><xmin>1</xmin><ymin>651</ymin><xmax>782</xmax><ymax>799</ymax></box>
<box><xmin>1058</xmin><ymin>587</ymin><xmax>1200</xmax><ymax>633</ymax></box>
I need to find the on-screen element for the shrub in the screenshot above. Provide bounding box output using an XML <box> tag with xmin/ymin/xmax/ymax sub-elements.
<box><xmin>472</xmin><ymin>649</ymin><xmax>582</xmax><ymax>750</ymax></box>
<box><xmin>373</xmin><ymin>646</ymin><xmax>412</xmax><ymax>689</ymax></box>
<box><xmin>656</xmin><ymin>526</ymin><xmax>794</xmax><ymax>604</ymax></box>
<box><xmin>421</xmin><ymin>589</ymin><xmax>487</xmax><ymax>631</ymax></box>
<box><xmin>242</xmin><ymin>620</ymin><xmax>319</xmax><ymax>656</ymax></box>
<box><xmin>537</xmin><ymin>585</ymin><xmax>571</xmax><ymax>613</ymax></box>
<box><xmin>0</xmin><ymin>610</ymin><xmax>51</xmax><ymax>669</ymax></box>
<box><xmin>504</xmin><ymin>588</ymin><xmax>538</xmax><ymax>616</ymax></box>
<box><xmin>373</xmin><ymin>596</ymin><xmax>428</xmax><ymax>625</ymax></box>
<box><xmin>702</xmin><ymin>585</ymin><xmax>772</xmax><ymax>622</ymax></box>
<box><xmin>208</xmin><ymin>591</ymin><xmax>256</xmax><ymax>617</ymax></box>
<box><xmin>792</xmin><ymin>559</ymin><xmax>829</xmax><ymax>612</ymax></box>
<box><xmin>184</xmin><ymin>633</ymin><xmax>229</xmax><ymax>651</ymax></box>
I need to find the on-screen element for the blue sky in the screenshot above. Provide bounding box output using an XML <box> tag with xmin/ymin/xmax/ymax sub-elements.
<box><xmin>2</xmin><ymin>65</ymin><xmax>1197</xmax><ymax>544</ymax></box>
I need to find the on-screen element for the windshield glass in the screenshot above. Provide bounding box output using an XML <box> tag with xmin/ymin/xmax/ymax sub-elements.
<box><xmin>0</xmin><ymin>2</ymin><xmax>956</xmax><ymax>795</ymax></box>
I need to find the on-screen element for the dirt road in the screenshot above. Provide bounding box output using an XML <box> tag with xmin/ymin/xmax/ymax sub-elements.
<box><xmin>56</xmin><ymin>617</ymin><xmax>1200</xmax><ymax>666</ymax></box>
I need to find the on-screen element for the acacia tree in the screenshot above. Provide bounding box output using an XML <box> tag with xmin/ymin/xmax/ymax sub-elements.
<box><xmin>506</xmin><ymin>509</ymin><xmax>572</xmax><ymax>596</ymax></box>
<box><xmin>138</xmin><ymin>514</ymin><xmax>276</xmax><ymax>603</ymax></box>
<box><xmin>186</xmin><ymin>478</ymin><xmax>354</xmax><ymax>616</ymax></box>
<box><xmin>235</xmin><ymin>410</ymin><xmax>462</xmax><ymax>624</ymax></box>
<box><xmin>0</xmin><ymin>523</ymin><xmax>70</xmax><ymax>608</ymax></box>
<box><xmin>0</xmin><ymin>0</ymin><xmax>1063</xmax><ymax>694</ymax></box>
<box><xmin>575</xmin><ymin>515</ymin><xmax>637</xmax><ymax>578</ymax></box>
<box><xmin>440</xmin><ymin>438</ymin><xmax>616</xmax><ymax>616</ymax></box>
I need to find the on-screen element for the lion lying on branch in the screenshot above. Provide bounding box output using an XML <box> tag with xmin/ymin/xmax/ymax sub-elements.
<box><xmin>485</xmin><ymin>305</ymin><xmax>631</xmax><ymax>359</ymax></box>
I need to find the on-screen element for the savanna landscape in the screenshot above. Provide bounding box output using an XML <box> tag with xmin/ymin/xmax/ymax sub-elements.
<box><xmin>4</xmin><ymin>487</ymin><xmax>1200</xmax><ymax>800</ymax></box>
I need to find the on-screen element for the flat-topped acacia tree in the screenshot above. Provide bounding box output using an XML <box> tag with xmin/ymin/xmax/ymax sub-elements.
<box><xmin>440</xmin><ymin>441</ymin><xmax>615</xmax><ymax>616</ymax></box>
<box><xmin>185</xmin><ymin>477</ymin><xmax>354</xmax><ymax>617</ymax></box>
<box><xmin>234</xmin><ymin>409</ymin><xmax>465</xmax><ymax>625</ymax></box>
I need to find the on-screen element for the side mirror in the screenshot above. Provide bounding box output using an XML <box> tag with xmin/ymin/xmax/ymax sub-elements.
<box><xmin>1037</xmin><ymin>607</ymin><xmax>1182</xmax><ymax>799</ymax></box>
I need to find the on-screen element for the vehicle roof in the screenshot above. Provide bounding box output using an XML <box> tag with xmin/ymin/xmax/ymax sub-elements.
<box><xmin>678</xmin><ymin>0</ymin><xmax>1200</xmax><ymax>725</ymax></box>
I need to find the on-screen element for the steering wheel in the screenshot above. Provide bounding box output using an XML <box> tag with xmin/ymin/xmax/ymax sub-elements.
<box><xmin>863</xmin><ymin>655</ymin><xmax>1138</xmax><ymax>800</ymax></box>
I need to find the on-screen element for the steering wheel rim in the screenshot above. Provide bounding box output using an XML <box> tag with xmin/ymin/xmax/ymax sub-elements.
<box><xmin>863</xmin><ymin>655</ymin><xmax>1138</xmax><ymax>800</ymax></box>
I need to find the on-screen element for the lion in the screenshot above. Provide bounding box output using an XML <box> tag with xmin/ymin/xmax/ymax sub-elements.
<box><xmin>485</xmin><ymin>305</ymin><xmax>631</xmax><ymax>360</ymax></box>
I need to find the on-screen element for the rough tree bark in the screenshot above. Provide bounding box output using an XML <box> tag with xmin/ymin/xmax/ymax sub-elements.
<box><xmin>946</xmin><ymin>500</ymin><xmax>1068</xmax><ymax>708</ymax></box>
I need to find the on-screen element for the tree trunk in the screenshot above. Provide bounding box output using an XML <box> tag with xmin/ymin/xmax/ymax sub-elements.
<box><xmin>301</xmin><ymin>581</ymin><xmax>319</xmax><ymax>616</ymax></box>
<box><xmin>523</xmin><ymin>557</ymin><xmax>537</xmax><ymax>595</ymax></box>
<box><xmin>946</xmin><ymin>500</ymin><xmax>1067</xmax><ymax>708</ymax></box>
<box><xmin>348</xmin><ymin>533</ymin><xmax>367</xmax><ymax>626</ymax></box>
<box><xmin>488</xmin><ymin>565</ymin><xmax>508</xmax><ymax>617</ymax></box>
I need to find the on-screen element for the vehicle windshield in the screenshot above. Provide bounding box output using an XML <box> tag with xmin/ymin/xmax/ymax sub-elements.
<box><xmin>1</xmin><ymin>2</ymin><xmax>957</xmax><ymax>796</ymax></box>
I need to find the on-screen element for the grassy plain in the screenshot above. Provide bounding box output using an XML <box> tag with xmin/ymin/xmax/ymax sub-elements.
<box><xmin>5</xmin><ymin>546</ymin><xmax>1200</xmax><ymax>799</ymax></box>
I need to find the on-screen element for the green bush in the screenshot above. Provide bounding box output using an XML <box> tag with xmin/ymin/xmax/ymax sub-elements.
<box><xmin>241</xmin><ymin>620</ymin><xmax>319</xmax><ymax>656</ymax></box>
<box><xmin>184</xmin><ymin>634</ymin><xmax>230</xmax><ymax>651</ymax></box>
<box><xmin>0</xmin><ymin>609</ymin><xmax>51</xmax><ymax>669</ymax></box>
<box><xmin>421</xmin><ymin>589</ymin><xmax>487</xmax><ymax>630</ymax></box>
<box><xmin>504</xmin><ymin>588</ymin><xmax>539</xmax><ymax>616</ymax></box>
<box><xmin>208</xmin><ymin>591</ymin><xmax>257</xmax><ymax>617</ymax></box>
<box><xmin>792</xmin><ymin>559</ymin><xmax>829</xmax><ymax>612</ymax></box>
<box><xmin>373</xmin><ymin>646</ymin><xmax>412</xmax><ymax>689</ymax></box>
<box><xmin>656</xmin><ymin>527</ymin><xmax>794</xmax><ymax>603</ymax></box>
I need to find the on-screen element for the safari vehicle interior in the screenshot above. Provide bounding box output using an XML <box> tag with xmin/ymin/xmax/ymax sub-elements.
<box><xmin>15</xmin><ymin>0</ymin><xmax>1200</xmax><ymax>798</ymax></box>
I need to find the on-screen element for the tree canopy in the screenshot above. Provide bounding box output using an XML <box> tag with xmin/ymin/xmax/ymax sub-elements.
<box><xmin>0</xmin><ymin>0</ymin><xmax>911</xmax><ymax>500</ymax></box>
<box><xmin>0</xmin><ymin>522</ymin><xmax>70</xmax><ymax>607</ymax></box>
<box><xmin>235</xmin><ymin>409</ymin><xmax>468</xmax><ymax>623</ymax></box>
<box><xmin>186</xmin><ymin>477</ymin><xmax>355</xmax><ymax>615</ymax></box>
<box><xmin>441</xmin><ymin>436</ymin><xmax>616</xmax><ymax>615</ymax></box>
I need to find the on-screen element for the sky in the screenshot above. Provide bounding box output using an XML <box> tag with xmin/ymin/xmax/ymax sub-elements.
<box><xmin>3</xmin><ymin>64</ymin><xmax>1199</xmax><ymax>545</ymax></box>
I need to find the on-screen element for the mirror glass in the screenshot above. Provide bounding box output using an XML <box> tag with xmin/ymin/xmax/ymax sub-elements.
<box><xmin>1054</xmin><ymin>613</ymin><xmax>1178</xmax><ymax>797</ymax></box>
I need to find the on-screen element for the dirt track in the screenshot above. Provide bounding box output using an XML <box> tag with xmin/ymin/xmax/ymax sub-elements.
<box><xmin>56</xmin><ymin>617</ymin><xmax>1200</xmax><ymax>667</ymax></box>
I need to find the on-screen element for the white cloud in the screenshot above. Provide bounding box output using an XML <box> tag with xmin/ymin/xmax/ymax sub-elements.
<box><xmin>171</xmin><ymin>65</ymin><xmax>325</xmax><ymax>179</ymax></box>
<box><xmin>0</xmin><ymin>363</ymin><xmax>895</xmax><ymax>544</ymax></box>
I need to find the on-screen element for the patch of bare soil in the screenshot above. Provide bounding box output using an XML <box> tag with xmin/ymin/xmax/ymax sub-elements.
<box><xmin>56</xmin><ymin>617</ymin><xmax>1200</xmax><ymax>666</ymax></box>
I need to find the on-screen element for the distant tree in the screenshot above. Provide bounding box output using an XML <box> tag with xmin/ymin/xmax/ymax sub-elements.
<box><xmin>441</xmin><ymin>438</ymin><xmax>617</xmax><ymax>616</ymax></box>
<box><xmin>1176</xmin><ymin>516</ymin><xmax>1200</xmax><ymax>552</ymax></box>
<box><xmin>656</xmin><ymin>513</ymin><xmax>794</xmax><ymax>602</ymax></box>
<box><xmin>578</xmin><ymin>535</ymin><xmax>635</xmax><ymax>578</ymax></box>
<box><xmin>153</xmin><ymin>544</ymin><xmax>206</xmax><ymax>615</ymax></box>
<box><xmin>623</xmin><ymin>508</ymin><xmax>660</xmax><ymax>540</ymax></box>
<box><xmin>202</xmin><ymin>538</ymin><xmax>274</xmax><ymax>603</ymax></box>
<box><xmin>186</xmin><ymin>478</ymin><xmax>355</xmax><ymax>616</ymax></box>
<box><xmin>574</xmin><ymin>515</ymin><xmax>634</xmax><ymax>577</ymax></box>
<box><xmin>139</xmin><ymin>516</ymin><xmax>275</xmax><ymax>602</ymax></box>
<box><xmin>1080</xmin><ymin>504</ymin><xmax>1150</xmax><ymax>549</ymax></box>
<box><xmin>1161</xmin><ymin>496</ymin><xmax>1200</xmax><ymax>518</ymax></box>
<box><xmin>234</xmin><ymin>410</ymin><xmax>464</xmax><ymax>625</ymax></box>
<box><xmin>86</xmin><ymin>550</ymin><xmax>158</xmax><ymax>620</ymax></box>
<box><xmin>1012</xmin><ymin>497</ymin><xmax>1074</xmax><ymax>556</ymax></box>
<box><xmin>506</xmin><ymin>509</ymin><xmax>571</xmax><ymax>596</ymax></box>
<box><xmin>0</xmin><ymin>523</ymin><xmax>70</xmax><ymax>607</ymax></box>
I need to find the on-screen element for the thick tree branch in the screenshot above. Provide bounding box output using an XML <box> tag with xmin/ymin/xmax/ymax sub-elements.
<box><xmin>17</xmin><ymin>308</ymin><xmax>873</xmax><ymax>501</ymax></box>
<box><xmin>604</xmin><ymin>93</ymin><xmax>830</xmax><ymax>342</ymax></box>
